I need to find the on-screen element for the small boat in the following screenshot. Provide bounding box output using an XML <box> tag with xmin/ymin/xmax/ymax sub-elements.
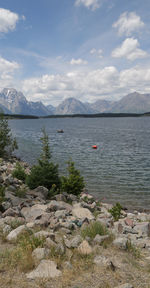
<box><xmin>57</xmin><ymin>129</ymin><xmax>64</xmax><ymax>133</ymax></box>
<box><xmin>92</xmin><ymin>145</ymin><xmax>97</xmax><ymax>149</ymax></box>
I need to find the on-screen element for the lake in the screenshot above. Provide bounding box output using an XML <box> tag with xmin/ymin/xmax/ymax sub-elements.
<box><xmin>9</xmin><ymin>117</ymin><xmax>150</xmax><ymax>210</ymax></box>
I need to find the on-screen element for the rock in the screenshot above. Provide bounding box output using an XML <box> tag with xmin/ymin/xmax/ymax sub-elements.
<box><xmin>21</xmin><ymin>204</ymin><xmax>47</xmax><ymax>222</ymax></box>
<box><xmin>3</xmin><ymin>208</ymin><xmax>20</xmax><ymax>217</ymax></box>
<box><xmin>77</xmin><ymin>240</ymin><xmax>92</xmax><ymax>255</ymax></box>
<box><xmin>64</xmin><ymin>235</ymin><xmax>82</xmax><ymax>248</ymax></box>
<box><xmin>134</xmin><ymin>222</ymin><xmax>150</xmax><ymax>237</ymax></box>
<box><xmin>26</xmin><ymin>260</ymin><xmax>62</xmax><ymax>279</ymax></box>
<box><xmin>32</xmin><ymin>248</ymin><xmax>49</xmax><ymax>261</ymax></box>
<box><xmin>45</xmin><ymin>238</ymin><xmax>57</xmax><ymax>248</ymax></box>
<box><xmin>28</xmin><ymin>186</ymin><xmax>48</xmax><ymax>200</ymax></box>
<box><xmin>3</xmin><ymin>224</ymin><xmax>11</xmax><ymax>234</ymax></box>
<box><xmin>4</xmin><ymin>175</ymin><xmax>14</xmax><ymax>185</ymax></box>
<box><xmin>115</xmin><ymin>284</ymin><xmax>133</xmax><ymax>288</ymax></box>
<box><xmin>5</xmin><ymin>191</ymin><xmax>24</xmax><ymax>206</ymax></box>
<box><xmin>93</xmin><ymin>234</ymin><xmax>109</xmax><ymax>245</ymax></box>
<box><xmin>72</xmin><ymin>204</ymin><xmax>94</xmax><ymax>220</ymax></box>
<box><xmin>113</xmin><ymin>237</ymin><xmax>127</xmax><ymax>250</ymax></box>
<box><xmin>46</xmin><ymin>201</ymin><xmax>72</xmax><ymax>212</ymax></box>
<box><xmin>34</xmin><ymin>213</ymin><xmax>51</xmax><ymax>227</ymax></box>
<box><xmin>93</xmin><ymin>255</ymin><xmax>109</xmax><ymax>266</ymax></box>
<box><xmin>55</xmin><ymin>210</ymin><xmax>68</xmax><ymax>219</ymax></box>
<box><xmin>1</xmin><ymin>201</ymin><xmax>11</xmax><ymax>211</ymax></box>
<box><xmin>124</xmin><ymin>218</ymin><xmax>134</xmax><ymax>228</ymax></box>
<box><xmin>54</xmin><ymin>194</ymin><xmax>67</xmax><ymax>202</ymax></box>
<box><xmin>6</xmin><ymin>224</ymin><xmax>26</xmax><ymax>241</ymax></box>
<box><xmin>34</xmin><ymin>230</ymin><xmax>52</xmax><ymax>238</ymax></box>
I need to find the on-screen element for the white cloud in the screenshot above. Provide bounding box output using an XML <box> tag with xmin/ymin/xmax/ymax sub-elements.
<box><xmin>112</xmin><ymin>38</ymin><xmax>148</xmax><ymax>60</ymax></box>
<box><xmin>90</xmin><ymin>48</ymin><xmax>103</xmax><ymax>58</ymax></box>
<box><xmin>0</xmin><ymin>8</ymin><xmax>20</xmax><ymax>33</ymax></box>
<box><xmin>113</xmin><ymin>12</ymin><xmax>144</xmax><ymax>36</ymax></box>
<box><xmin>70</xmin><ymin>58</ymin><xmax>88</xmax><ymax>65</ymax></box>
<box><xmin>0</xmin><ymin>56</ymin><xmax>19</xmax><ymax>88</ymax></box>
<box><xmin>75</xmin><ymin>0</ymin><xmax>102</xmax><ymax>11</ymax></box>
<box><xmin>22</xmin><ymin>64</ymin><xmax>150</xmax><ymax>105</ymax></box>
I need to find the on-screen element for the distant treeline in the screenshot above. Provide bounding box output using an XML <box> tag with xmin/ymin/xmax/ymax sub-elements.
<box><xmin>3</xmin><ymin>112</ymin><xmax>150</xmax><ymax>119</ymax></box>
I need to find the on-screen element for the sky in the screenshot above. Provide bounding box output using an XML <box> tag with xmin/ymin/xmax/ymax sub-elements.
<box><xmin>0</xmin><ymin>0</ymin><xmax>150</xmax><ymax>106</ymax></box>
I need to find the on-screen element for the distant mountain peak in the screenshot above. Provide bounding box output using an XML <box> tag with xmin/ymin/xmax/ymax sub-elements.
<box><xmin>0</xmin><ymin>88</ymin><xmax>54</xmax><ymax>116</ymax></box>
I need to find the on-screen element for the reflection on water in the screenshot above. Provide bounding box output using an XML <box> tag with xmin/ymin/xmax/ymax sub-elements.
<box><xmin>9</xmin><ymin>117</ymin><xmax>150</xmax><ymax>210</ymax></box>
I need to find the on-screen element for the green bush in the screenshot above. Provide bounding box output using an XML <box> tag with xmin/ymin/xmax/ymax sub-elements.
<box><xmin>12</xmin><ymin>162</ymin><xmax>27</xmax><ymax>182</ymax></box>
<box><xmin>26</xmin><ymin>161</ymin><xmax>60</xmax><ymax>190</ymax></box>
<box><xmin>26</xmin><ymin>128</ymin><xmax>60</xmax><ymax>191</ymax></box>
<box><xmin>109</xmin><ymin>202</ymin><xmax>123</xmax><ymax>221</ymax></box>
<box><xmin>0</xmin><ymin>113</ymin><xmax>18</xmax><ymax>157</ymax></box>
<box><xmin>81</xmin><ymin>221</ymin><xmax>108</xmax><ymax>240</ymax></box>
<box><xmin>61</xmin><ymin>160</ymin><xmax>84</xmax><ymax>195</ymax></box>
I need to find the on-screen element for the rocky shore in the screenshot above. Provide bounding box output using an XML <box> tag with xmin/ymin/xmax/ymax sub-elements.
<box><xmin>0</xmin><ymin>157</ymin><xmax>150</xmax><ymax>288</ymax></box>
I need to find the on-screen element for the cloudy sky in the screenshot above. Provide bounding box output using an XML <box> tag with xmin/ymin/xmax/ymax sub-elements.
<box><xmin>0</xmin><ymin>0</ymin><xmax>150</xmax><ymax>106</ymax></box>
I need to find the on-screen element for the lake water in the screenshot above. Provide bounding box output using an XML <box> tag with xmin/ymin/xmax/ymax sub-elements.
<box><xmin>9</xmin><ymin>117</ymin><xmax>150</xmax><ymax>210</ymax></box>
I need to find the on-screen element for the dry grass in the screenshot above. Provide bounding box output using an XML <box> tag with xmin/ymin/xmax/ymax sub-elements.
<box><xmin>0</xmin><ymin>227</ymin><xmax>150</xmax><ymax>288</ymax></box>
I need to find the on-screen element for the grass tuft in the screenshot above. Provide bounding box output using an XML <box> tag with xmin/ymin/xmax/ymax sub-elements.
<box><xmin>81</xmin><ymin>221</ymin><xmax>108</xmax><ymax>240</ymax></box>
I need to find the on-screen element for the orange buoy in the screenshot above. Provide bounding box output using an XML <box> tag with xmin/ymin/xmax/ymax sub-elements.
<box><xmin>92</xmin><ymin>145</ymin><xmax>97</xmax><ymax>149</ymax></box>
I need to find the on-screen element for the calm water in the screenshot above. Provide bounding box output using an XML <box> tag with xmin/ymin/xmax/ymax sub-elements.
<box><xmin>9</xmin><ymin>117</ymin><xmax>150</xmax><ymax>210</ymax></box>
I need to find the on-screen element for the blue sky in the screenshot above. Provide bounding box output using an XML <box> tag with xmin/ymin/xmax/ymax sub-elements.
<box><xmin>0</xmin><ymin>0</ymin><xmax>150</xmax><ymax>106</ymax></box>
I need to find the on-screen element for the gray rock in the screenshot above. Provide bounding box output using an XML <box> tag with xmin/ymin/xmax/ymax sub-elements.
<box><xmin>21</xmin><ymin>204</ymin><xmax>47</xmax><ymax>222</ymax></box>
<box><xmin>26</xmin><ymin>260</ymin><xmax>62</xmax><ymax>279</ymax></box>
<box><xmin>32</xmin><ymin>247</ymin><xmax>50</xmax><ymax>261</ymax></box>
<box><xmin>1</xmin><ymin>201</ymin><xmax>11</xmax><ymax>211</ymax></box>
<box><xmin>28</xmin><ymin>186</ymin><xmax>48</xmax><ymax>200</ymax></box>
<box><xmin>64</xmin><ymin>235</ymin><xmax>82</xmax><ymax>248</ymax></box>
<box><xmin>93</xmin><ymin>255</ymin><xmax>109</xmax><ymax>266</ymax></box>
<box><xmin>3</xmin><ymin>207</ymin><xmax>20</xmax><ymax>217</ymax></box>
<box><xmin>6</xmin><ymin>224</ymin><xmax>26</xmax><ymax>241</ymax></box>
<box><xmin>5</xmin><ymin>191</ymin><xmax>24</xmax><ymax>206</ymax></box>
<box><xmin>72</xmin><ymin>204</ymin><xmax>94</xmax><ymax>220</ymax></box>
<box><xmin>113</xmin><ymin>237</ymin><xmax>127</xmax><ymax>250</ymax></box>
<box><xmin>46</xmin><ymin>201</ymin><xmax>72</xmax><ymax>212</ymax></box>
<box><xmin>55</xmin><ymin>210</ymin><xmax>68</xmax><ymax>219</ymax></box>
<box><xmin>3</xmin><ymin>224</ymin><xmax>12</xmax><ymax>234</ymax></box>
<box><xmin>134</xmin><ymin>222</ymin><xmax>150</xmax><ymax>237</ymax></box>
<box><xmin>34</xmin><ymin>230</ymin><xmax>51</xmax><ymax>238</ymax></box>
<box><xmin>45</xmin><ymin>237</ymin><xmax>57</xmax><ymax>248</ymax></box>
<box><xmin>93</xmin><ymin>234</ymin><xmax>109</xmax><ymax>244</ymax></box>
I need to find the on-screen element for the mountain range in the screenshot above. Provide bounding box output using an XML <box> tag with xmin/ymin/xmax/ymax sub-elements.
<box><xmin>0</xmin><ymin>88</ymin><xmax>150</xmax><ymax>116</ymax></box>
